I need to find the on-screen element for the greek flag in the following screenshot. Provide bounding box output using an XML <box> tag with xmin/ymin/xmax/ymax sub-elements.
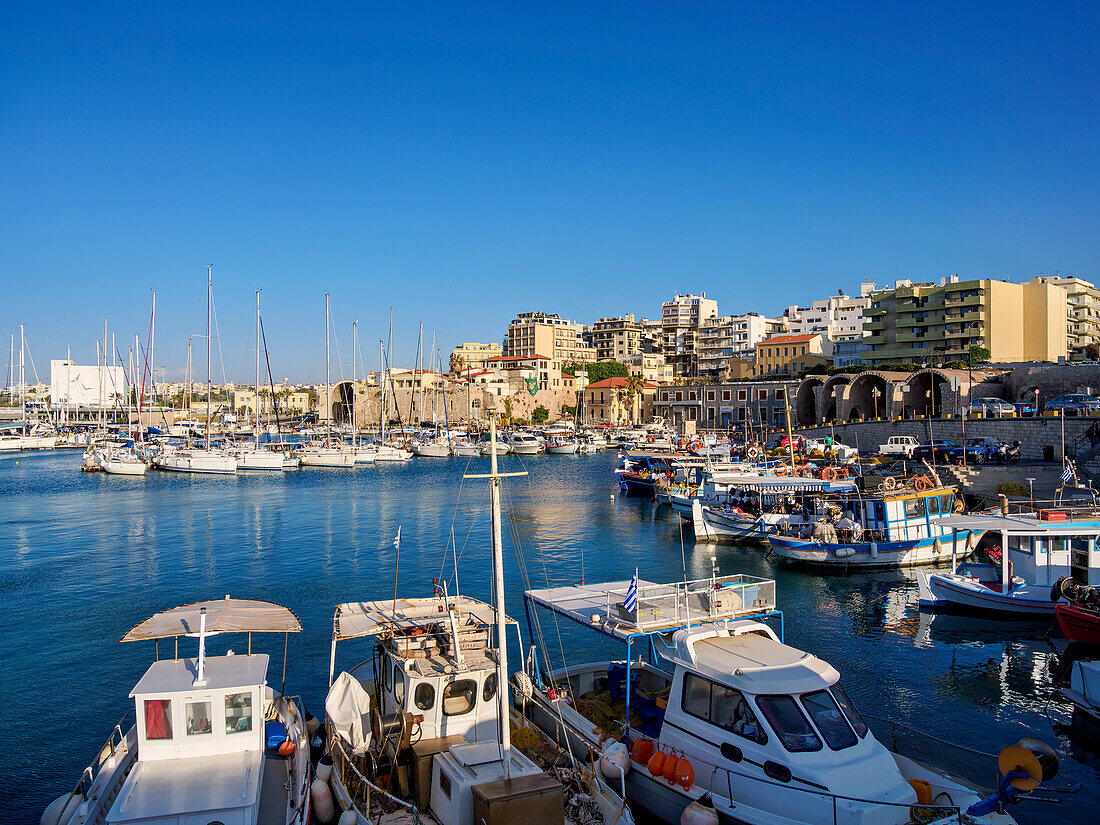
<box><xmin>393</xmin><ymin>526</ymin><xmax>402</xmax><ymax>551</ymax></box>
<box><xmin>624</xmin><ymin>568</ymin><xmax>639</xmax><ymax>613</ymax></box>
<box><xmin>1062</xmin><ymin>463</ymin><xmax>1075</xmax><ymax>484</ymax></box>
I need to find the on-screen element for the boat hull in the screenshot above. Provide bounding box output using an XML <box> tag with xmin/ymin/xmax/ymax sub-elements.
<box><xmin>236</xmin><ymin>450</ymin><xmax>287</xmax><ymax>471</ymax></box>
<box><xmin>299</xmin><ymin>449</ymin><xmax>357</xmax><ymax>468</ymax></box>
<box><xmin>768</xmin><ymin>532</ymin><xmax>979</xmax><ymax>570</ymax></box>
<box><xmin>917</xmin><ymin>571</ymin><xmax>1056</xmax><ymax>615</ymax></box>
<box><xmin>102</xmin><ymin>459</ymin><xmax>148</xmax><ymax>476</ymax></box>
<box><xmin>154</xmin><ymin>451</ymin><xmax>238</xmax><ymax>474</ymax></box>
<box><xmin>1056</xmin><ymin>602</ymin><xmax>1100</xmax><ymax>645</ymax></box>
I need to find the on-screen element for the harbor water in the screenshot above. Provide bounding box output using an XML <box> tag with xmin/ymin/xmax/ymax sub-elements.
<box><xmin>2</xmin><ymin>450</ymin><xmax>1097</xmax><ymax>822</ymax></box>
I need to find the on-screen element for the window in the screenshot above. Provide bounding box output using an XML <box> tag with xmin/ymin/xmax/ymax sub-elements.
<box><xmin>681</xmin><ymin>673</ymin><xmax>766</xmax><ymax>744</ymax></box>
<box><xmin>442</xmin><ymin>679</ymin><xmax>477</xmax><ymax>716</ymax></box>
<box><xmin>483</xmin><ymin>673</ymin><xmax>498</xmax><ymax>702</ymax></box>
<box><xmin>707</xmin><ymin>391</ymin><xmax>715</xmax><ymax>401</ymax></box>
<box><xmin>144</xmin><ymin>699</ymin><xmax>173</xmax><ymax>740</ymax></box>
<box><xmin>755</xmin><ymin>695</ymin><xmax>821</xmax><ymax>752</ymax></box>
<box><xmin>394</xmin><ymin>664</ymin><xmax>406</xmax><ymax>705</ymax></box>
<box><xmin>186</xmin><ymin>700</ymin><xmax>212</xmax><ymax>736</ymax></box>
<box><xmin>799</xmin><ymin>690</ymin><xmax>856</xmax><ymax>750</ymax></box>
<box><xmin>904</xmin><ymin>497</ymin><xmax>925</xmax><ymax>518</ymax></box>
<box><xmin>830</xmin><ymin>685</ymin><xmax>867</xmax><ymax>738</ymax></box>
<box><xmin>758</xmin><ymin>390</ymin><xmax>767</xmax><ymax>401</ymax></box>
<box><xmin>382</xmin><ymin>657</ymin><xmax>391</xmax><ymax>693</ymax></box>
<box><xmin>225</xmin><ymin>692</ymin><xmax>253</xmax><ymax>734</ymax></box>
<box><xmin>414</xmin><ymin>682</ymin><xmax>436</xmax><ymax>711</ymax></box>
<box><xmin>722</xmin><ymin>391</ymin><xmax>730</xmax><ymax>401</ymax></box>
<box><xmin>737</xmin><ymin>390</ymin><xmax>747</xmax><ymax>401</ymax></box>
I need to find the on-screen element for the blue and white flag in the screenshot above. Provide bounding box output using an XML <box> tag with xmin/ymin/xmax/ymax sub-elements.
<box><xmin>1062</xmin><ymin>463</ymin><xmax>1075</xmax><ymax>484</ymax></box>
<box><xmin>393</xmin><ymin>526</ymin><xmax>402</xmax><ymax>551</ymax></box>
<box><xmin>624</xmin><ymin>568</ymin><xmax>639</xmax><ymax>613</ymax></box>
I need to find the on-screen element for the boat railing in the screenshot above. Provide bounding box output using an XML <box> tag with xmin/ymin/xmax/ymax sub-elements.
<box><xmin>608</xmin><ymin>575</ymin><xmax>776</xmax><ymax>631</ymax></box>
<box><xmin>327</xmin><ymin>726</ymin><xmax>423</xmax><ymax>823</ymax></box>
<box><xmin>863</xmin><ymin>713</ymin><xmax>999</xmax><ymax>793</ymax></box>
<box><xmin>69</xmin><ymin>709</ymin><xmax>136</xmax><ymax>804</ymax></box>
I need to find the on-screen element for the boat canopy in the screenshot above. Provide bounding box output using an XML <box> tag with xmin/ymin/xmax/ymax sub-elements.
<box><xmin>932</xmin><ymin>514</ymin><xmax>1100</xmax><ymax>536</ymax></box>
<box><xmin>333</xmin><ymin>595</ymin><xmax>517</xmax><ymax>641</ymax></box>
<box><xmin>120</xmin><ymin>597</ymin><xmax>301</xmax><ymax>642</ymax></box>
<box><xmin>525</xmin><ymin>575</ymin><xmax>777</xmax><ymax>641</ymax></box>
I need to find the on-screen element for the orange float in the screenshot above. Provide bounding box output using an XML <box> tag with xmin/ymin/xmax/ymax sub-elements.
<box><xmin>821</xmin><ymin>467</ymin><xmax>837</xmax><ymax>481</ymax></box>
<box><xmin>631</xmin><ymin>738</ymin><xmax>654</xmax><ymax>765</ymax></box>
<box><xmin>675</xmin><ymin>756</ymin><xmax>696</xmax><ymax>791</ymax></box>
<box><xmin>662</xmin><ymin>753</ymin><xmax>680</xmax><ymax>784</ymax></box>
<box><xmin>647</xmin><ymin>749</ymin><xmax>666</xmax><ymax>778</ymax></box>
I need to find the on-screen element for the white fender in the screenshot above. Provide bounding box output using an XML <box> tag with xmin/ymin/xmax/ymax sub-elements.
<box><xmin>311</xmin><ymin>778</ymin><xmax>336</xmax><ymax>824</ymax></box>
<box><xmin>682</xmin><ymin>795</ymin><xmax>720</xmax><ymax>825</ymax></box>
<box><xmin>40</xmin><ymin>794</ymin><xmax>81</xmax><ymax>825</ymax></box>
<box><xmin>338</xmin><ymin>810</ymin><xmax>357</xmax><ymax>825</ymax></box>
<box><xmin>933</xmin><ymin>538</ymin><xmax>943</xmax><ymax>555</ymax></box>
<box><xmin>600</xmin><ymin>741</ymin><xmax>631</xmax><ymax>780</ymax></box>
<box><xmin>869</xmin><ymin>542</ymin><xmax>878</xmax><ymax>559</ymax></box>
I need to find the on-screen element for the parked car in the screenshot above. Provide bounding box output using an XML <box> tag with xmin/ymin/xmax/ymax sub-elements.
<box><xmin>1044</xmin><ymin>394</ymin><xmax>1100</xmax><ymax>415</ymax></box>
<box><xmin>879</xmin><ymin>435</ymin><xmax>919</xmax><ymax>458</ymax></box>
<box><xmin>948</xmin><ymin>436</ymin><xmax>1002</xmax><ymax>464</ymax></box>
<box><xmin>1013</xmin><ymin>401</ymin><xmax>1037</xmax><ymax>417</ymax></box>
<box><xmin>911</xmin><ymin>439</ymin><xmax>959</xmax><ymax>463</ymax></box>
<box><xmin>967</xmin><ymin>397</ymin><xmax>1016</xmax><ymax>418</ymax></box>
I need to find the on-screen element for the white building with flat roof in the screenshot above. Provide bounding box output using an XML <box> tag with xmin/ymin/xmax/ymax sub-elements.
<box><xmin>50</xmin><ymin>360</ymin><xmax>126</xmax><ymax>408</ymax></box>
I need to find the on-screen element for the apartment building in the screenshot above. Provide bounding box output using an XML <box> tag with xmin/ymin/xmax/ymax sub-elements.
<box><xmin>753</xmin><ymin>333</ymin><xmax>829</xmax><ymax>377</ymax></box>
<box><xmin>504</xmin><ymin>312</ymin><xmax>595</xmax><ymax>366</ymax></box>
<box><xmin>863</xmin><ymin>276</ymin><xmax>1068</xmax><ymax>366</ymax></box>
<box><xmin>622</xmin><ymin>351</ymin><xmax>674</xmax><ymax>383</ymax></box>
<box><xmin>449</xmin><ymin>342</ymin><xmax>502</xmax><ymax>373</ymax></box>
<box><xmin>661</xmin><ymin>293</ymin><xmax>719</xmax><ymax>377</ymax></box>
<box><xmin>784</xmin><ymin>287</ymin><xmax>872</xmax><ymax>351</ymax></box>
<box><xmin>654</xmin><ymin>379</ymin><xmax>799</xmax><ymax>431</ymax></box>
<box><xmin>1030</xmin><ymin>274</ymin><xmax>1100</xmax><ymax>360</ymax></box>
<box><xmin>697</xmin><ymin>313</ymin><xmax>784</xmax><ymax>379</ymax></box>
<box><xmin>587</xmin><ymin>314</ymin><xmax>648</xmax><ymax>361</ymax></box>
<box><xmin>483</xmin><ymin>353</ymin><xmax>568</xmax><ymax>392</ymax></box>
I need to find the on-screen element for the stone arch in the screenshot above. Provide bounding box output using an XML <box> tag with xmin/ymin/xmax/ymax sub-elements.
<box><xmin>906</xmin><ymin>369</ymin><xmax>952</xmax><ymax>417</ymax></box>
<box><xmin>332</xmin><ymin>379</ymin><xmax>355</xmax><ymax>424</ymax></box>
<box><xmin>820</xmin><ymin>375</ymin><xmax>852</xmax><ymax>423</ymax></box>
<box><xmin>795</xmin><ymin>377</ymin><xmax>824</xmax><ymax>426</ymax></box>
<box><xmin>847</xmin><ymin>373</ymin><xmax>892</xmax><ymax>422</ymax></box>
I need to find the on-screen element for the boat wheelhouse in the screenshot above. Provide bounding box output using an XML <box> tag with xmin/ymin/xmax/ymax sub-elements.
<box><xmin>917</xmin><ymin>512</ymin><xmax>1100</xmax><ymax>615</ymax></box>
<box><xmin>42</xmin><ymin>598</ymin><xmax>311</xmax><ymax>825</ymax></box>
<box><xmin>767</xmin><ymin>486</ymin><xmax>979</xmax><ymax>569</ymax></box>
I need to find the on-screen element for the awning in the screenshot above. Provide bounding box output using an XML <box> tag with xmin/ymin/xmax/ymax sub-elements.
<box><xmin>334</xmin><ymin>595</ymin><xmax>515</xmax><ymax>641</ymax></box>
<box><xmin>121</xmin><ymin>597</ymin><xmax>302</xmax><ymax>642</ymax></box>
<box><xmin>931</xmin><ymin>514</ymin><xmax>1100</xmax><ymax>537</ymax></box>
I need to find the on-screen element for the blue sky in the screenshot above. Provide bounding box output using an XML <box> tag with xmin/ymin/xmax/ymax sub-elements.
<box><xmin>2</xmin><ymin>2</ymin><xmax>1097</xmax><ymax>382</ymax></box>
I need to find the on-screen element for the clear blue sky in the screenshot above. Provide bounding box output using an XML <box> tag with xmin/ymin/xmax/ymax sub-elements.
<box><xmin>2</xmin><ymin>2</ymin><xmax>1097</xmax><ymax>383</ymax></box>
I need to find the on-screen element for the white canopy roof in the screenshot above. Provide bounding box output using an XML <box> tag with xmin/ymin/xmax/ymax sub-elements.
<box><xmin>932</xmin><ymin>514</ymin><xmax>1100</xmax><ymax>537</ymax></box>
<box><xmin>121</xmin><ymin>597</ymin><xmax>301</xmax><ymax>642</ymax></box>
<box><xmin>334</xmin><ymin>595</ymin><xmax>516</xmax><ymax>641</ymax></box>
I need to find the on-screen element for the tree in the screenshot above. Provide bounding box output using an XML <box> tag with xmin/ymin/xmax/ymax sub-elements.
<box><xmin>1086</xmin><ymin>343</ymin><xmax>1100</xmax><ymax>361</ymax></box>
<box><xmin>449</xmin><ymin>352</ymin><xmax>467</xmax><ymax>375</ymax></box>
<box><xmin>532</xmin><ymin>405</ymin><xmax>549</xmax><ymax>424</ymax></box>
<box><xmin>586</xmin><ymin>361</ymin><xmax>628</xmax><ymax>385</ymax></box>
<box><xmin>969</xmin><ymin>345</ymin><xmax>991</xmax><ymax>364</ymax></box>
<box><xmin>502</xmin><ymin>397</ymin><xmax>513</xmax><ymax>425</ymax></box>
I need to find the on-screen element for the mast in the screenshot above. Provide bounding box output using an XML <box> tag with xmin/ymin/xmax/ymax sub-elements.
<box><xmin>19</xmin><ymin>325</ymin><xmax>25</xmax><ymax>427</ymax></box>
<box><xmin>255</xmin><ymin>290</ymin><xmax>261</xmax><ymax>450</ymax></box>
<box><xmin>351</xmin><ymin>321</ymin><xmax>358</xmax><ymax>446</ymax></box>
<box><xmin>100</xmin><ymin>317</ymin><xmax>106</xmax><ymax>435</ymax></box>
<box><xmin>186</xmin><ymin>338</ymin><xmax>193</xmax><ymax>427</ymax></box>
<box><xmin>206</xmin><ymin>265</ymin><xmax>212</xmax><ymax>451</ymax></box>
<box><xmin>416</xmin><ymin>321</ymin><xmax>424</xmax><ymax>426</ymax></box>
<box><xmin>7</xmin><ymin>333</ymin><xmax>12</xmax><ymax>406</ymax></box>
<box><xmin>135</xmin><ymin>335</ymin><xmax>143</xmax><ymax>442</ymax></box>
<box><xmin>147</xmin><ymin>290</ymin><xmax>155</xmax><ymax>440</ymax></box>
<box><xmin>127</xmin><ymin>345</ymin><xmax>134</xmax><ymax>439</ymax></box>
<box><xmin>379</xmin><ymin>340</ymin><xmax>387</xmax><ymax>444</ymax></box>
<box><xmin>324</xmin><ymin>293</ymin><xmax>331</xmax><ymax>445</ymax></box>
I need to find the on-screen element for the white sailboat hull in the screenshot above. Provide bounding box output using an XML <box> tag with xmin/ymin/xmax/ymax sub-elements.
<box><xmin>414</xmin><ymin>442</ymin><xmax>451</xmax><ymax>457</ymax></box>
<box><xmin>375</xmin><ymin>444</ymin><xmax>412</xmax><ymax>462</ymax></box>
<box><xmin>353</xmin><ymin>448</ymin><xmax>377</xmax><ymax>463</ymax></box>
<box><xmin>155</xmin><ymin>450</ymin><xmax>238</xmax><ymax>474</ymax></box>
<box><xmin>236</xmin><ymin>450</ymin><xmax>287</xmax><ymax>471</ymax></box>
<box><xmin>102</xmin><ymin>457</ymin><xmax>148</xmax><ymax>476</ymax></box>
<box><xmin>299</xmin><ymin>448</ymin><xmax>357</xmax><ymax>468</ymax></box>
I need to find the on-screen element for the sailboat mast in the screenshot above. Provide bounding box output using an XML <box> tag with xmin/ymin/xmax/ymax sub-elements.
<box><xmin>488</xmin><ymin>415</ymin><xmax>512</xmax><ymax>775</ymax></box>
<box><xmin>127</xmin><ymin>346</ymin><xmax>133</xmax><ymax>437</ymax></box>
<box><xmin>206</xmin><ymin>265</ymin><xmax>212</xmax><ymax>451</ymax></box>
<box><xmin>351</xmin><ymin>321</ymin><xmax>358</xmax><ymax>446</ymax></box>
<box><xmin>147</xmin><ymin>290</ymin><xmax>155</xmax><ymax>439</ymax></box>
<box><xmin>255</xmin><ymin>290</ymin><xmax>261</xmax><ymax>450</ymax></box>
<box><xmin>324</xmin><ymin>293</ymin><xmax>331</xmax><ymax>444</ymax></box>
<box><xmin>135</xmin><ymin>335</ymin><xmax>142</xmax><ymax>442</ymax></box>
<box><xmin>379</xmin><ymin>340</ymin><xmax>387</xmax><ymax>443</ymax></box>
<box><xmin>417</xmin><ymin>321</ymin><xmax>424</xmax><ymax>426</ymax></box>
<box><xmin>100</xmin><ymin>316</ymin><xmax>107</xmax><ymax>433</ymax></box>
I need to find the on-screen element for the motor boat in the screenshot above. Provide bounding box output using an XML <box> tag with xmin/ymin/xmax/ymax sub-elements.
<box><xmin>547</xmin><ymin>435</ymin><xmax>579</xmax><ymax>454</ymax></box>
<box><xmin>509</xmin><ymin>432</ymin><xmax>543</xmax><ymax>455</ymax></box>
<box><xmin>297</xmin><ymin>442</ymin><xmax>357</xmax><ymax>468</ymax></box>
<box><xmin>41</xmin><ymin>598</ymin><xmax>311</xmax><ymax>825</ymax></box>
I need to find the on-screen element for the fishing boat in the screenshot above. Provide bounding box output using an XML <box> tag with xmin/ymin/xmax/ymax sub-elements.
<box><xmin>41</xmin><ymin>597</ymin><xmax>312</xmax><ymax>825</ymax></box>
<box><xmin>322</xmin><ymin>416</ymin><xmax>631</xmax><ymax>825</ymax></box>
<box><xmin>547</xmin><ymin>435</ymin><xmax>579</xmax><ymax>454</ymax></box>
<box><xmin>154</xmin><ymin>268</ymin><xmax>237</xmax><ymax>475</ymax></box>
<box><xmin>1052</xmin><ymin>577</ymin><xmax>1100</xmax><ymax>645</ymax></box>
<box><xmin>917</xmin><ymin>512</ymin><xmax>1100</xmax><ymax>615</ymax></box>
<box><xmin>521</xmin><ymin>573</ymin><xmax>1073</xmax><ymax>825</ymax></box>
<box><xmin>767</xmin><ymin>486</ymin><xmax>980</xmax><ymax>570</ymax></box>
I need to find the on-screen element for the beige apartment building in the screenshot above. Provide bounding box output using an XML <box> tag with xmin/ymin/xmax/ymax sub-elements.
<box><xmin>504</xmin><ymin>312</ymin><xmax>595</xmax><ymax>366</ymax></box>
<box><xmin>864</xmin><ymin>276</ymin><xmax>1068</xmax><ymax>365</ymax></box>
<box><xmin>588</xmin><ymin>314</ymin><xmax>647</xmax><ymax>361</ymax></box>
<box><xmin>1030</xmin><ymin>274</ymin><xmax>1100</xmax><ymax>360</ymax></box>
<box><xmin>662</xmin><ymin>292</ymin><xmax>719</xmax><ymax>377</ymax></box>
<box><xmin>449</xmin><ymin>342</ymin><xmax>503</xmax><ymax>373</ymax></box>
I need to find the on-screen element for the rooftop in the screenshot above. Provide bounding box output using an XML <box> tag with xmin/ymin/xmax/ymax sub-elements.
<box><xmin>130</xmin><ymin>654</ymin><xmax>269</xmax><ymax>696</ymax></box>
<box><xmin>758</xmin><ymin>334</ymin><xmax>819</xmax><ymax>345</ymax></box>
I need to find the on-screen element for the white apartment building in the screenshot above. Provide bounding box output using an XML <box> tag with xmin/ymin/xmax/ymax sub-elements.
<box><xmin>784</xmin><ymin>287</ymin><xmax>873</xmax><ymax>353</ymax></box>
<box><xmin>622</xmin><ymin>351</ymin><xmax>674</xmax><ymax>383</ymax></box>
<box><xmin>697</xmin><ymin>314</ymin><xmax>785</xmax><ymax>379</ymax></box>
<box><xmin>50</xmin><ymin>360</ymin><xmax>127</xmax><ymax>408</ymax></box>
<box><xmin>661</xmin><ymin>293</ymin><xmax>719</xmax><ymax>376</ymax></box>
<box><xmin>503</xmin><ymin>312</ymin><xmax>596</xmax><ymax>366</ymax></box>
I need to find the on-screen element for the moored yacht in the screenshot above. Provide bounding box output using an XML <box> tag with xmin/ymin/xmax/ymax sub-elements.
<box><xmin>509</xmin><ymin>432</ymin><xmax>542</xmax><ymax>455</ymax></box>
<box><xmin>41</xmin><ymin>597</ymin><xmax>311</xmax><ymax>825</ymax></box>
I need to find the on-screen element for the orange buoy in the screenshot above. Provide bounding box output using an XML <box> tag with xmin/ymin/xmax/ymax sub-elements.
<box><xmin>821</xmin><ymin>466</ymin><xmax>836</xmax><ymax>481</ymax></box>
<box><xmin>631</xmin><ymin>738</ymin><xmax>654</xmax><ymax>765</ymax></box>
<box><xmin>647</xmin><ymin>749</ymin><xmax>666</xmax><ymax>778</ymax></box>
<box><xmin>277</xmin><ymin>740</ymin><xmax>296</xmax><ymax>757</ymax></box>
<box><xmin>662</xmin><ymin>752</ymin><xmax>680</xmax><ymax>784</ymax></box>
<box><xmin>675</xmin><ymin>756</ymin><xmax>696</xmax><ymax>791</ymax></box>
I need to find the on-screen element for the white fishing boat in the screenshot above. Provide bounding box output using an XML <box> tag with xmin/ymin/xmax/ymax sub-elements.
<box><xmin>41</xmin><ymin>597</ymin><xmax>312</xmax><ymax>825</ymax></box>
<box><xmin>917</xmin><ymin>512</ymin><xmax>1100</xmax><ymax>615</ymax></box>
<box><xmin>322</xmin><ymin>416</ymin><xmax>631</xmax><ymax>825</ymax></box>
<box><xmin>522</xmin><ymin>574</ymin><xmax>1073</xmax><ymax>825</ymax></box>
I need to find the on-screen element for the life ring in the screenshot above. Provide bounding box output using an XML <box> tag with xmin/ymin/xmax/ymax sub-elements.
<box><xmin>821</xmin><ymin>467</ymin><xmax>837</xmax><ymax>482</ymax></box>
<box><xmin>881</xmin><ymin>476</ymin><xmax>897</xmax><ymax>491</ymax></box>
<box><xmin>647</xmin><ymin>436</ymin><xmax>655</xmax><ymax>444</ymax></box>
<box><xmin>747</xmin><ymin>447</ymin><xmax>759</xmax><ymax>459</ymax></box>
<box><xmin>913</xmin><ymin>476</ymin><xmax>931</xmax><ymax>492</ymax></box>
<box><xmin>775</xmin><ymin>465</ymin><xmax>790</xmax><ymax>476</ymax></box>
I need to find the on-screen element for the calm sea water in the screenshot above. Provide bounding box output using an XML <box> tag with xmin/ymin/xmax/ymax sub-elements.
<box><xmin>2</xmin><ymin>450</ymin><xmax>1096</xmax><ymax>822</ymax></box>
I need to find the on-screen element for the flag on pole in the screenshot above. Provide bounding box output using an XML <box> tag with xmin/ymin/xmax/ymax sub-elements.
<box><xmin>624</xmin><ymin>568</ymin><xmax>639</xmax><ymax>613</ymax></box>
<box><xmin>1062</xmin><ymin>463</ymin><xmax>1075</xmax><ymax>484</ymax></box>
<box><xmin>393</xmin><ymin>526</ymin><xmax>402</xmax><ymax>550</ymax></box>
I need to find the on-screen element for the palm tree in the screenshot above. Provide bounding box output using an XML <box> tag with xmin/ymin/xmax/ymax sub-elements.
<box><xmin>622</xmin><ymin>373</ymin><xmax>647</xmax><ymax>424</ymax></box>
<box><xmin>449</xmin><ymin>352</ymin><xmax>466</xmax><ymax>376</ymax></box>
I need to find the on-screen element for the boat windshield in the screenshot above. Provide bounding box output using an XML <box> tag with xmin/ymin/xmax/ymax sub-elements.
<box><xmin>799</xmin><ymin>690</ymin><xmax>856</xmax><ymax>750</ymax></box>
<box><xmin>755</xmin><ymin>695</ymin><xmax>821</xmax><ymax>752</ymax></box>
<box><xmin>830</xmin><ymin>684</ymin><xmax>867</xmax><ymax>738</ymax></box>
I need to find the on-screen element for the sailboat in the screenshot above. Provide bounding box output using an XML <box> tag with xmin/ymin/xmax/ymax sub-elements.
<box><xmin>373</xmin><ymin>322</ymin><xmax>412</xmax><ymax>461</ymax></box>
<box><xmin>298</xmin><ymin>293</ymin><xmax>357</xmax><ymax>468</ymax></box>
<box><xmin>321</xmin><ymin>413</ymin><xmax>631</xmax><ymax>825</ymax></box>
<box><xmin>236</xmin><ymin>291</ymin><xmax>289</xmax><ymax>471</ymax></box>
<box><xmin>0</xmin><ymin>325</ymin><xmax>58</xmax><ymax>452</ymax></box>
<box><xmin>101</xmin><ymin>343</ymin><xmax>148</xmax><ymax>476</ymax></box>
<box><xmin>350</xmin><ymin>321</ymin><xmax>377</xmax><ymax>464</ymax></box>
<box><xmin>154</xmin><ymin>267</ymin><xmax>238</xmax><ymax>474</ymax></box>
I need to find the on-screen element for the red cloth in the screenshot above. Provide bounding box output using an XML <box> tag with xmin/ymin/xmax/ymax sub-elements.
<box><xmin>145</xmin><ymin>699</ymin><xmax>172</xmax><ymax>739</ymax></box>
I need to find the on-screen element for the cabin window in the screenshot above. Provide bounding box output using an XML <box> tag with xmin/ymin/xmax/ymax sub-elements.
<box><xmin>185</xmin><ymin>701</ymin><xmax>212</xmax><ymax>736</ymax></box>
<box><xmin>394</xmin><ymin>664</ymin><xmax>406</xmax><ymax>705</ymax></box>
<box><xmin>442</xmin><ymin>679</ymin><xmax>477</xmax><ymax>716</ymax></box>
<box><xmin>904</xmin><ymin>497</ymin><xmax>925</xmax><ymax>518</ymax></box>
<box><xmin>829</xmin><ymin>684</ymin><xmax>867</xmax><ymax>738</ymax></box>
<box><xmin>926</xmin><ymin>496</ymin><xmax>940</xmax><ymax>516</ymax></box>
<box><xmin>755</xmin><ymin>695</ymin><xmax>821</xmax><ymax>752</ymax></box>
<box><xmin>483</xmin><ymin>673</ymin><xmax>498</xmax><ymax>702</ymax></box>
<box><xmin>681</xmin><ymin>673</ymin><xmax>766</xmax><ymax>744</ymax></box>
<box><xmin>799</xmin><ymin>690</ymin><xmax>856</xmax><ymax>750</ymax></box>
<box><xmin>414</xmin><ymin>682</ymin><xmax>435</xmax><ymax>711</ymax></box>
<box><xmin>1008</xmin><ymin>535</ymin><xmax>1030</xmax><ymax>556</ymax></box>
<box><xmin>144</xmin><ymin>699</ymin><xmax>173</xmax><ymax>740</ymax></box>
<box><xmin>382</xmin><ymin>657</ymin><xmax>392</xmax><ymax>694</ymax></box>
<box><xmin>939</xmin><ymin>494</ymin><xmax>953</xmax><ymax>514</ymax></box>
<box><xmin>1050</xmin><ymin>537</ymin><xmax>1067</xmax><ymax>556</ymax></box>
<box><xmin>225</xmin><ymin>692</ymin><xmax>253</xmax><ymax>734</ymax></box>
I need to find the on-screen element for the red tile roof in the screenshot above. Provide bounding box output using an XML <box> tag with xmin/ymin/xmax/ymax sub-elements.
<box><xmin>587</xmin><ymin>377</ymin><xmax>658</xmax><ymax>389</ymax></box>
<box><xmin>758</xmin><ymin>334</ymin><xmax>818</xmax><ymax>345</ymax></box>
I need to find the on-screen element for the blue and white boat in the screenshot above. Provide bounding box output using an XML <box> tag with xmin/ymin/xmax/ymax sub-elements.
<box><xmin>767</xmin><ymin>486</ymin><xmax>982</xmax><ymax>570</ymax></box>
